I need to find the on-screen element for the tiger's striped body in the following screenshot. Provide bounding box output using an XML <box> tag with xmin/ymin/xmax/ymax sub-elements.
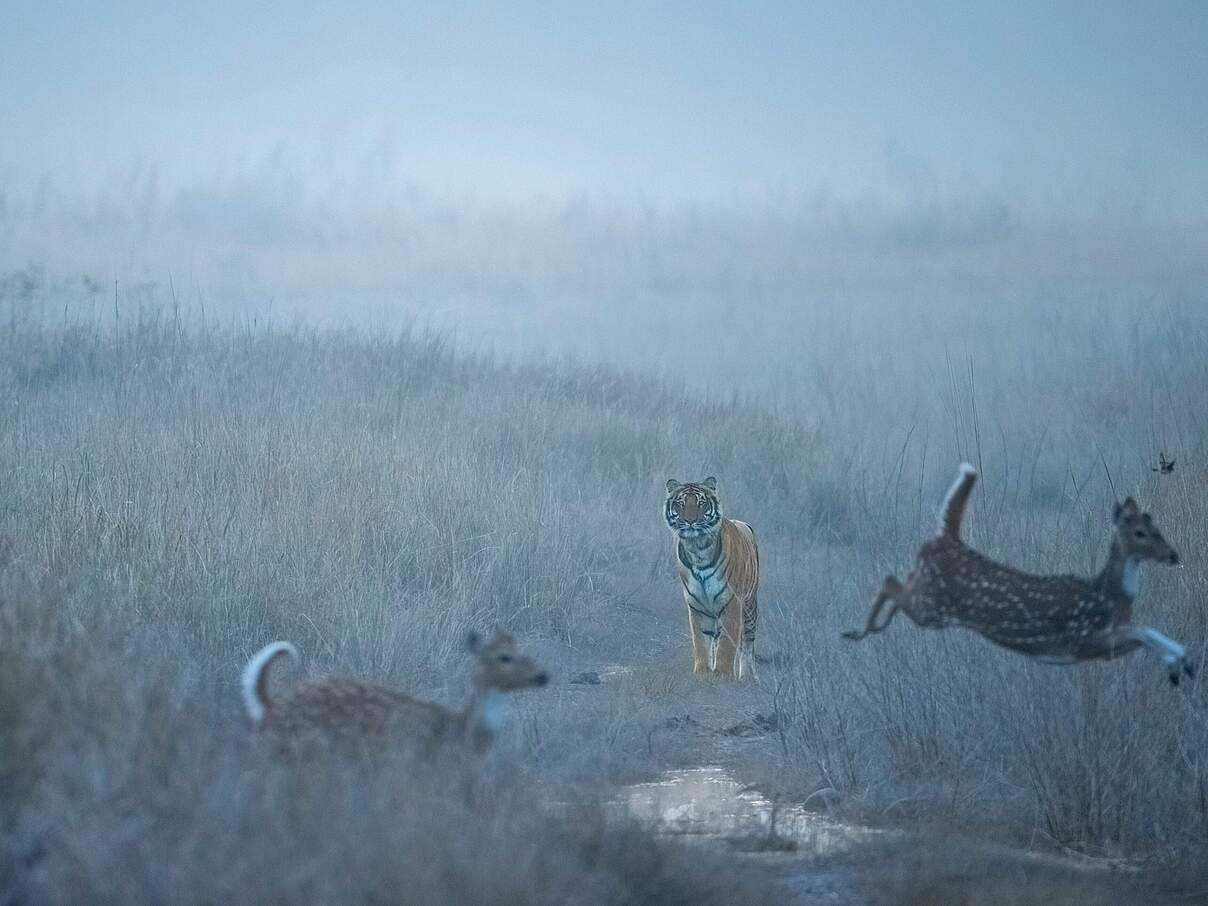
<box><xmin>665</xmin><ymin>478</ymin><xmax>760</xmax><ymax>678</ymax></box>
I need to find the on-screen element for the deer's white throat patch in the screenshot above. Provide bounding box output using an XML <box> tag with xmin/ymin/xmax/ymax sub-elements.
<box><xmin>477</xmin><ymin>689</ymin><xmax>510</xmax><ymax>734</ymax></box>
<box><xmin>1122</xmin><ymin>558</ymin><xmax>1141</xmax><ymax>597</ymax></box>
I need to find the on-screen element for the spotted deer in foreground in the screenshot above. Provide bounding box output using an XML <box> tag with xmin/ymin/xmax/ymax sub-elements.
<box><xmin>241</xmin><ymin>631</ymin><xmax>549</xmax><ymax>751</ymax></box>
<box><xmin>844</xmin><ymin>463</ymin><xmax>1195</xmax><ymax>684</ymax></box>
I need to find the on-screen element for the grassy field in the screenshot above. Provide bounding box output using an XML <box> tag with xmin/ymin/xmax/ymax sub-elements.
<box><xmin>2</xmin><ymin>266</ymin><xmax>1208</xmax><ymax>902</ymax></box>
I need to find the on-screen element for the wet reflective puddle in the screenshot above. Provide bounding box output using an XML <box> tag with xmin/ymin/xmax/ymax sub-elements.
<box><xmin>617</xmin><ymin>765</ymin><xmax>878</xmax><ymax>855</ymax></box>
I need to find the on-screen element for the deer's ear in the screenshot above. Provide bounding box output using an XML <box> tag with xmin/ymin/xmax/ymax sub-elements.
<box><xmin>666</xmin><ymin>479</ymin><xmax>681</xmax><ymax>494</ymax></box>
<box><xmin>465</xmin><ymin>631</ymin><xmax>483</xmax><ymax>654</ymax></box>
<box><xmin>1114</xmin><ymin>497</ymin><xmax>1139</xmax><ymax>524</ymax></box>
<box><xmin>702</xmin><ymin>476</ymin><xmax>718</xmax><ymax>491</ymax></box>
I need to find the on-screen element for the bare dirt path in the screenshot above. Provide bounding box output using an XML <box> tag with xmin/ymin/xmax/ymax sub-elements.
<box><xmin>558</xmin><ymin>595</ymin><xmax>1150</xmax><ymax>903</ymax></box>
<box><xmin>555</xmin><ymin>590</ymin><xmax>875</xmax><ymax>903</ymax></box>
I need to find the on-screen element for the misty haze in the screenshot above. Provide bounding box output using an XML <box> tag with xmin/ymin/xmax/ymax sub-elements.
<box><xmin>2</xmin><ymin>3</ymin><xmax>1207</xmax><ymax>903</ymax></box>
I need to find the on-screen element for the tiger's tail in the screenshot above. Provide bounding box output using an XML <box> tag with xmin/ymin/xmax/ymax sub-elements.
<box><xmin>940</xmin><ymin>463</ymin><xmax>978</xmax><ymax>540</ymax></box>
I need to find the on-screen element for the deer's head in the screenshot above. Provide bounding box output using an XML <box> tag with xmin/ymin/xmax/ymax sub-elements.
<box><xmin>466</xmin><ymin>631</ymin><xmax>549</xmax><ymax>692</ymax></box>
<box><xmin>1113</xmin><ymin>498</ymin><xmax>1180</xmax><ymax>566</ymax></box>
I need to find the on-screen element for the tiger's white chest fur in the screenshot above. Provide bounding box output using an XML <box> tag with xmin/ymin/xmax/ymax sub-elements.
<box><xmin>677</xmin><ymin>536</ymin><xmax>733</xmax><ymax>617</ymax></box>
<box><xmin>681</xmin><ymin>565</ymin><xmax>733</xmax><ymax>613</ymax></box>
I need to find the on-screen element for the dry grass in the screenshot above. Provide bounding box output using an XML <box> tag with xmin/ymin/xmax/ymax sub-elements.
<box><xmin>3</xmin><ymin>268</ymin><xmax>1208</xmax><ymax>899</ymax></box>
<box><xmin>0</xmin><ymin>573</ymin><xmax>779</xmax><ymax>905</ymax></box>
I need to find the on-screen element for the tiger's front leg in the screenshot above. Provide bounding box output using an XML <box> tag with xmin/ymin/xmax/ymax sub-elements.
<box><xmin>713</xmin><ymin>599</ymin><xmax>742</xmax><ymax>678</ymax></box>
<box><xmin>687</xmin><ymin>608</ymin><xmax>710</xmax><ymax>673</ymax></box>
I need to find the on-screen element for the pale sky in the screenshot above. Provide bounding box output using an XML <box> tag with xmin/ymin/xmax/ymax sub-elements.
<box><xmin>2</xmin><ymin>1</ymin><xmax>1206</xmax><ymax>221</ymax></box>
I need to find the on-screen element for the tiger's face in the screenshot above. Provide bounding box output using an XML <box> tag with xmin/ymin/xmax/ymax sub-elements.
<box><xmin>665</xmin><ymin>477</ymin><xmax>722</xmax><ymax>538</ymax></box>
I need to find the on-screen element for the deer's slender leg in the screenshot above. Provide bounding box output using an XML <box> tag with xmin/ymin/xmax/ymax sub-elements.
<box><xmin>843</xmin><ymin>576</ymin><xmax>903</xmax><ymax>641</ymax></box>
<box><xmin>1101</xmin><ymin>624</ymin><xmax>1195</xmax><ymax>684</ymax></box>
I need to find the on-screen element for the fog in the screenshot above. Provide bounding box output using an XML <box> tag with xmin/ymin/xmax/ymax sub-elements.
<box><xmin>6</xmin><ymin>2</ymin><xmax>1207</xmax><ymax>204</ymax></box>
<box><xmin>6</xmin><ymin>6</ymin><xmax>1208</xmax><ymax>902</ymax></box>
<box><xmin>3</xmin><ymin>3</ymin><xmax>1206</xmax><ymax>376</ymax></box>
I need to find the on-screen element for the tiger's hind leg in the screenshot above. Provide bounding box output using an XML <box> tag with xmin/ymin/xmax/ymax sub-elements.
<box><xmin>842</xmin><ymin>576</ymin><xmax>903</xmax><ymax>641</ymax></box>
<box><xmin>737</xmin><ymin>596</ymin><xmax>758</xmax><ymax>679</ymax></box>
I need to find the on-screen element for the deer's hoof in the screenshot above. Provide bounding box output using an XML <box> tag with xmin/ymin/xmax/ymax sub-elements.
<box><xmin>841</xmin><ymin>630</ymin><xmax>861</xmax><ymax>642</ymax></box>
<box><xmin>1184</xmin><ymin>660</ymin><xmax>1196</xmax><ymax>679</ymax></box>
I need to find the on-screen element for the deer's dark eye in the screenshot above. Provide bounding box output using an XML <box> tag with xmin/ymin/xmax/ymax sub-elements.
<box><xmin>498</xmin><ymin>654</ymin><xmax>513</xmax><ymax>664</ymax></box>
<box><xmin>1134</xmin><ymin>530</ymin><xmax>1147</xmax><ymax>539</ymax></box>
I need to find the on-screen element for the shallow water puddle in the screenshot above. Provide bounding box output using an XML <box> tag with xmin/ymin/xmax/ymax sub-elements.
<box><xmin>617</xmin><ymin>766</ymin><xmax>876</xmax><ymax>856</ymax></box>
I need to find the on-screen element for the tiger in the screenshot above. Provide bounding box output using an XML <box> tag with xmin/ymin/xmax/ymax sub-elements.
<box><xmin>664</xmin><ymin>477</ymin><xmax>760</xmax><ymax>678</ymax></box>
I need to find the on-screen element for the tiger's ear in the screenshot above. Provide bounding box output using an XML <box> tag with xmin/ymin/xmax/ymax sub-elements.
<box><xmin>666</xmin><ymin>479</ymin><xmax>681</xmax><ymax>493</ymax></box>
<box><xmin>702</xmin><ymin>476</ymin><xmax>717</xmax><ymax>491</ymax></box>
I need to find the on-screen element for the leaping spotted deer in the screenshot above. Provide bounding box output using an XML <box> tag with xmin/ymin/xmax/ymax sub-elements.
<box><xmin>241</xmin><ymin>630</ymin><xmax>549</xmax><ymax>752</ymax></box>
<box><xmin>844</xmin><ymin>463</ymin><xmax>1195</xmax><ymax>684</ymax></box>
